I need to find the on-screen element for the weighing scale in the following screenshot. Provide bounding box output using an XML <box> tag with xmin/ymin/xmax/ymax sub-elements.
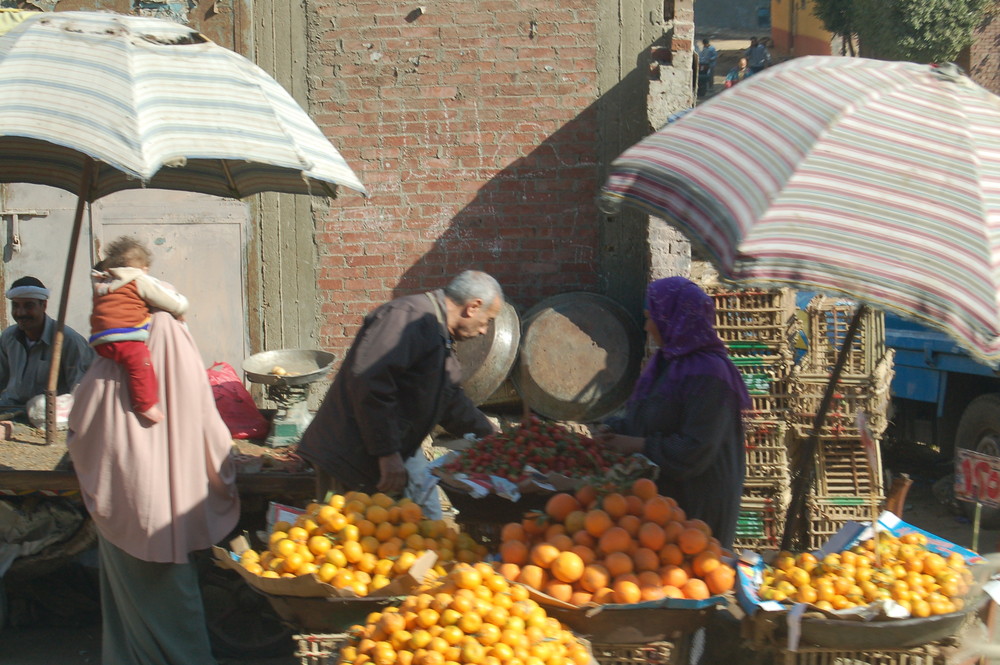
<box><xmin>242</xmin><ymin>349</ymin><xmax>335</xmax><ymax>447</ymax></box>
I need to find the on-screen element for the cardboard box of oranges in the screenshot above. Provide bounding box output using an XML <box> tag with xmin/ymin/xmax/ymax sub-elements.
<box><xmin>735</xmin><ymin>512</ymin><xmax>986</xmax><ymax>649</ymax></box>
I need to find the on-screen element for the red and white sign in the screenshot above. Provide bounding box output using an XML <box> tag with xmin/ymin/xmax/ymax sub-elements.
<box><xmin>954</xmin><ymin>448</ymin><xmax>1000</xmax><ymax>508</ymax></box>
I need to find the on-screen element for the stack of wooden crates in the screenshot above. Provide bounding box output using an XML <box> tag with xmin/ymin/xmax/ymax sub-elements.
<box><xmin>709</xmin><ymin>288</ymin><xmax>894</xmax><ymax>552</ymax></box>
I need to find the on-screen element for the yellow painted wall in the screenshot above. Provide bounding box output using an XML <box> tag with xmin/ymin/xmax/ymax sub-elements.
<box><xmin>770</xmin><ymin>0</ymin><xmax>834</xmax><ymax>57</ymax></box>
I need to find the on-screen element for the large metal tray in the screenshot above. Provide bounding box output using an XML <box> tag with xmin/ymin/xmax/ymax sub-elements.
<box><xmin>454</xmin><ymin>300</ymin><xmax>520</xmax><ymax>405</ymax></box>
<box><xmin>512</xmin><ymin>292</ymin><xmax>644</xmax><ymax>422</ymax></box>
<box><xmin>242</xmin><ymin>349</ymin><xmax>335</xmax><ymax>387</ymax></box>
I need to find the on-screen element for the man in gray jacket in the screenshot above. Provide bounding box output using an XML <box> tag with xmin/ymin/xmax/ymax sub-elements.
<box><xmin>297</xmin><ymin>270</ymin><xmax>502</xmax><ymax>511</ymax></box>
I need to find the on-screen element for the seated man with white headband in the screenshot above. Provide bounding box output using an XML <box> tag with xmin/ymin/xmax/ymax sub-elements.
<box><xmin>0</xmin><ymin>276</ymin><xmax>94</xmax><ymax>408</ymax></box>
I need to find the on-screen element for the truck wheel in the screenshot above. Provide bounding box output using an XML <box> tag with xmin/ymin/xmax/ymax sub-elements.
<box><xmin>954</xmin><ymin>393</ymin><xmax>1000</xmax><ymax>529</ymax></box>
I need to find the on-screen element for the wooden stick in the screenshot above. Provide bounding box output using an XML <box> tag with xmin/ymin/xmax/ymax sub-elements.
<box><xmin>45</xmin><ymin>158</ymin><xmax>94</xmax><ymax>444</ymax></box>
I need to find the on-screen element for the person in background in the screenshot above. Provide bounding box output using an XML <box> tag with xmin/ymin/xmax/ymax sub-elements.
<box><xmin>69</xmin><ymin>306</ymin><xmax>239</xmax><ymax>665</ymax></box>
<box><xmin>745</xmin><ymin>36</ymin><xmax>772</xmax><ymax>73</ymax></box>
<box><xmin>697</xmin><ymin>37</ymin><xmax>719</xmax><ymax>97</ymax></box>
<box><xmin>0</xmin><ymin>276</ymin><xmax>93</xmax><ymax>408</ymax></box>
<box><xmin>90</xmin><ymin>236</ymin><xmax>189</xmax><ymax>425</ymax></box>
<box><xmin>725</xmin><ymin>56</ymin><xmax>753</xmax><ymax>89</ymax></box>
<box><xmin>297</xmin><ymin>270</ymin><xmax>503</xmax><ymax>517</ymax></box>
<box><xmin>594</xmin><ymin>276</ymin><xmax>750</xmax><ymax>550</ymax></box>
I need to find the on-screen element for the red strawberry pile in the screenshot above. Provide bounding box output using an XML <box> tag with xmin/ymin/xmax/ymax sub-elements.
<box><xmin>441</xmin><ymin>416</ymin><xmax>627</xmax><ymax>483</ymax></box>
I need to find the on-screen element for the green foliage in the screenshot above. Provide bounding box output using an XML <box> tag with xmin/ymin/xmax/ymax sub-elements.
<box><xmin>812</xmin><ymin>0</ymin><xmax>856</xmax><ymax>40</ymax></box>
<box><xmin>853</xmin><ymin>0</ymin><xmax>989</xmax><ymax>62</ymax></box>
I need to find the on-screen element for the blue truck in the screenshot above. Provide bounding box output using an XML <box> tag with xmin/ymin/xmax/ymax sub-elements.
<box><xmin>886</xmin><ymin>312</ymin><xmax>1000</xmax><ymax>527</ymax></box>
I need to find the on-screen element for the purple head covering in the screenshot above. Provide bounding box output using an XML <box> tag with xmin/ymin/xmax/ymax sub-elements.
<box><xmin>630</xmin><ymin>277</ymin><xmax>751</xmax><ymax>409</ymax></box>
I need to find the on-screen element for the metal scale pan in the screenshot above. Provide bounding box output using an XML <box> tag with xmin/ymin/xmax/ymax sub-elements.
<box><xmin>242</xmin><ymin>349</ymin><xmax>335</xmax><ymax>387</ymax></box>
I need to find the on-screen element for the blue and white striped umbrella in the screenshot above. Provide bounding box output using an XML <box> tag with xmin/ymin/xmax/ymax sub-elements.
<box><xmin>0</xmin><ymin>10</ymin><xmax>367</xmax><ymax>200</ymax></box>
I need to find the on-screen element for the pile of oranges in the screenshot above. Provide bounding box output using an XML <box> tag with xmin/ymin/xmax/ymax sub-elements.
<box><xmin>338</xmin><ymin>563</ymin><xmax>590</xmax><ymax>665</ymax></box>
<box><xmin>237</xmin><ymin>491</ymin><xmax>488</xmax><ymax>596</ymax></box>
<box><xmin>758</xmin><ymin>531</ymin><xmax>974</xmax><ymax>616</ymax></box>
<box><xmin>495</xmin><ymin>478</ymin><xmax>736</xmax><ymax>605</ymax></box>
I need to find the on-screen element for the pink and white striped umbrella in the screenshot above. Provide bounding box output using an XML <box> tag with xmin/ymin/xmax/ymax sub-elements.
<box><xmin>601</xmin><ymin>56</ymin><xmax>1000</xmax><ymax>366</ymax></box>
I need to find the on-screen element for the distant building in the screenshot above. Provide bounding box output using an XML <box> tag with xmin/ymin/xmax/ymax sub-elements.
<box><xmin>769</xmin><ymin>0</ymin><xmax>835</xmax><ymax>56</ymax></box>
<box><xmin>696</xmin><ymin>0</ymin><xmax>769</xmax><ymax>31</ymax></box>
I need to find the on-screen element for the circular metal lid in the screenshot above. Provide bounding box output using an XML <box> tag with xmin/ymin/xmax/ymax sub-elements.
<box><xmin>242</xmin><ymin>349</ymin><xmax>335</xmax><ymax>387</ymax></box>
<box><xmin>512</xmin><ymin>292</ymin><xmax>644</xmax><ymax>422</ymax></box>
<box><xmin>454</xmin><ymin>300</ymin><xmax>520</xmax><ymax>405</ymax></box>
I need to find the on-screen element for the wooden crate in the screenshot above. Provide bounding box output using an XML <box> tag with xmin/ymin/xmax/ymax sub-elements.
<box><xmin>789</xmin><ymin>367</ymin><xmax>892</xmax><ymax>439</ymax></box>
<box><xmin>800</xmin><ymin>296</ymin><xmax>886</xmax><ymax>378</ymax></box>
<box><xmin>295</xmin><ymin>633</ymin><xmax>348</xmax><ymax>665</ymax></box>
<box><xmin>813</xmin><ymin>433</ymin><xmax>883</xmax><ymax>497</ymax></box>
<box><xmin>711</xmin><ymin>288</ymin><xmax>797</xmax><ymax>345</ymax></box>
<box><xmin>591</xmin><ymin>639</ymin><xmax>685</xmax><ymax>665</ymax></box>
<box><xmin>807</xmin><ymin>494</ymin><xmax>884</xmax><ymax>551</ymax></box>
<box><xmin>745</xmin><ymin>420</ymin><xmax>790</xmax><ymax>484</ymax></box>
<box><xmin>773</xmin><ymin>643</ymin><xmax>947</xmax><ymax>665</ymax></box>
<box><xmin>734</xmin><ymin>483</ymin><xmax>788</xmax><ymax>552</ymax></box>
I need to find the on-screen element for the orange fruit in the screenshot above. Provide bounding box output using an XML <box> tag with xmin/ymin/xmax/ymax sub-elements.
<box><xmin>545</xmin><ymin>493</ymin><xmax>582</xmax><ymax>521</ymax></box>
<box><xmin>617</xmin><ymin>514</ymin><xmax>642</xmax><ymax>538</ymax></box>
<box><xmin>662</xmin><ymin>521</ymin><xmax>684</xmax><ymax>544</ymax></box>
<box><xmin>544</xmin><ymin>580</ymin><xmax>574</xmax><ymax>602</ymax></box>
<box><xmin>682</xmin><ymin>578</ymin><xmax>711</xmax><ymax>600</ymax></box>
<box><xmin>500</xmin><ymin>540</ymin><xmax>529</xmax><ymax>565</ymax></box>
<box><xmin>691</xmin><ymin>550</ymin><xmax>721</xmax><ymax>577</ymax></box>
<box><xmin>625</xmin><ymin>495</ymin><xmax>645</xmax><ymax>516</ymax></box>
<box><xmin>705</xmin><ymin>564</ymin><xmax>736</xmax><ymax>595</ymax></box>
<box><xmin>580</xmin><ymin>564</ymin><xmax>610</xmax><ymax>593</ymax></box>
<box><xmin>604</xmin><ymin>551</ymin><xmax>634</xmax><ymax>577</ymax></box>
<box><xmin>592</xmin><ymin>587</ymin><xmax>615</xmax><ymax>604</ymax></box>
<box><xmin>570</xmin><ymin>591</ymin><xmax>594</xmax><ymax>606</ymax></box>
<box><xmin>633</xmin><ymin>547</ymin><xmax>660</xmax><ymax>572</ymax></box>
<box><xmin>530</xmin><ymin>543</ymin><xmax>560</xmax><ymax>568</ymax></box>
<box><xmin>584</xmin><ymin>510</ymin><xmax>613</xmax><ymax>537</ymax></box>
<box><xmin>571</xmin><ymin>544</ymin><xmax>596</xmax><ymax>565</ymax></box>
<box><xmin>638</xmin><ymin>523</ymin><xmax>667</xmax><ymax>551</ymax></box>
<box><xmin>643</xmin><ymin>497</ymin><xmax>672</xmax><ymax>525</ymax></box>
<box><xmin>684</xmin><ymin>518</ymin><xmax>712</xmax><ymax>536</ymax></box>
<box><xmin>602</xmin><ymin>493</ymin><xmax>628</xmax><ymax>519</ymax></box>
<box><xmin>575</xmin><ymin>485</ymin><xmax>598</xmax><ymax>509</ymax></box>
<box><xmin>522</xmin><ymin>512</ymin><xmax>546</xmax><ymax>537</ymax></box>
<box><xmin>631</xmin><ymin>478</ymin><xmax>658</xmax><ymax>500</ymax></box>
<box><xmin>500</xmin><ymin>522</ymin><xmax>525</xmax><ymax>542</ymax></box>
<box><xmin>551</xmin><ymin>551</ymin><xmax>585</xmax><ymax>583</ymax></box>
<box><xmin>660</xmin><ymin>564</ymin><xmax>689</xmax><ymax>588</ymax></box>
<box><xmin>662</xmin><ymin>585</ymin><xmax>684</xmax><ymax>599</ymax></box>
<box><xmin>640</xmin><ymin>584</ymin><xmax>666</xmax><ymax>602</ymax></box>
<box><xmin>564</xmin><ymin>510</ymin><xmax>587</xmax><ymax>534</ymax></box>
<box><xmin>544</xmin><ymin>523</ymin><xmax>567</xmax><ymax>541</ymax></box>
<box><xmin>659</xmin><ymin>543</ymin><xmax>684</xmax><ymax>567</ymax></box>
<box><xmin>517</xmin><ymin>564</ymin><xmax>546</xmax><ymax>590</ymax></box>
<box><xmin>598</xmin><ymin>526</ymin><xmax>631</xmax><ymax>555</ymax></box>
<box><xmin>547</xmin><ymin>533</ymin><xmax>573</xmax><ymax>552</ymax></box>
<box><xmin>678</xmin><ymin>528</ymin><xmax>709</xmax><ymax>555</ymax></box>
<box><xmin>612</xmin><ymin>579</ymin><xmax>641</xmax><ymax>604</ymax></box>
<box><xmin>572</xmin><ymin>530</ymin><xmax>597</xmax><ymax>548</ymax></box>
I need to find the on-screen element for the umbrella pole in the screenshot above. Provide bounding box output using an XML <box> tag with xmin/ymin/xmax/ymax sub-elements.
<box><xmin>780</xmin><ymin>304</ymin><xmax>869</xmax><ymax>551</ymax></box>
<box><xmin>45</xmin><ymin>158</ymin><xmax>94</xmax><ymax>444</ymax></box>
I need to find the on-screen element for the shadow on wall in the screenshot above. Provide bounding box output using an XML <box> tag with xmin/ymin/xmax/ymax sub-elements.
<box><xmin>390</xmin><ymin>40</ymin><xmax>670</xmax><ymax>320</ymax></box>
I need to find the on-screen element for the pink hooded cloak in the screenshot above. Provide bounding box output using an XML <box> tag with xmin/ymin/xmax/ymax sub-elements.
<box><xmin>68</xmin><ymin>311</ymin><xmax>240</xmax><ymax>563</ymax></box>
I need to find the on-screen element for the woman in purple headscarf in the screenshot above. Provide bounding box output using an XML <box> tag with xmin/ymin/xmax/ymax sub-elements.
<box><xmin>595</xmin><ymin>277</ymin><xmax>750</xmax><ymax>549</ymax></box>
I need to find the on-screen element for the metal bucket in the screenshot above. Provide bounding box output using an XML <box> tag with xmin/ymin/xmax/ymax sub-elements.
<box><xmin>512</xmin><ymin>292</ymin><xmax>644</xmax><ymax>422</ymax></box>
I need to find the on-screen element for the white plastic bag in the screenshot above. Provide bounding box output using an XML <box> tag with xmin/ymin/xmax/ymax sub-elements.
<box><xmin>25</xmin><ymin>393</ymin><xmax>73</xmax><ymax>430</ymax></box>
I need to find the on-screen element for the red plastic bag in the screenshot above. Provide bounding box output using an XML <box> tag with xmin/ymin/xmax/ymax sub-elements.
<box><xmin>207</xmin><ymin>361</ymin><xmax>270</xmax><ymax>439</ymax></box>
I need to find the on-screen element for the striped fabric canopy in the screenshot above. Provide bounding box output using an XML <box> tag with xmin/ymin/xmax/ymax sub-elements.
<box><xmin>0</xmin><ymin>11</ymin><xmax>366</xmax><ymax>201</ymax></box>
<box><xmin>602</xmin><ymin>56</ymin><xmax>1000</xmax><ymax>366</ymax></box>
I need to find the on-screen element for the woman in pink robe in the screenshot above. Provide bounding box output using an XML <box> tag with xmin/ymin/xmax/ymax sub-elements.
<box><xmin>68</xmin><ymin>310</ymin><xmax>240</xmax><ymax>664</ymax></box>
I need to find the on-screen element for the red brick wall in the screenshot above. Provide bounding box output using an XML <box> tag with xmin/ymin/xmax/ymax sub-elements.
<box><xmin>310</xmin><ymin>1</ymin><xmax>604</xmax><ymax>355</ymax></box>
